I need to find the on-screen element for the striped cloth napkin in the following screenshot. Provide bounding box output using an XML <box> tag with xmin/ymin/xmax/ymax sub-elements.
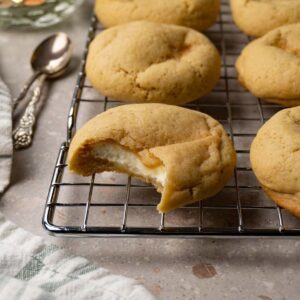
<box><xmin>0</xmin><ymin>78</ymin><xmax>156</xmax><ymax>300</ymax></box>
<box><xmin>0</xmin><ymin>78</ymin><xmax>12</xmax><ymax>194</ymax></box>
<box><xmin>0</xmin><ymin>213</ymin><xmax>156</xmax><ymax>300</ymax></box>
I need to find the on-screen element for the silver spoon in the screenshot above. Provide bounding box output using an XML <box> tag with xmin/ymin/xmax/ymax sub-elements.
<box><xmin>13</xmin><ymin>32</ymin><xmax>72</xmax><ymax>110</ymax></box>
<box><xmin>13</xmin><ymin>32</ymin><xmax>73</xmax><ymax>150</ymax></box>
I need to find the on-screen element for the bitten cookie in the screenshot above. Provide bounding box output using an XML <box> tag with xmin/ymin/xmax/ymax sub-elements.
<box><xmin>86</xmin><ymin>21</ymin><xmax>221</xmax><ymax>105</ymax></box>
<box><xmin>68</xmin><ymin>104</ymin><xmax>236</xmax><ymax>213</ymax></box>
<box><xmin>236</xmin><ymin>24</ymin><xmax>300</xmax><ymax>107</ymax></box>
<box><xmin>95</xmin><ymin>0</ymin><xmax>220</xmax><ymax>31</ymax></box>
<box><xmin>250</xmin><ymin>106</ymin><xmax>300</xmax><ymax>217</ymax></box>
<box><xmin>230</xmin><ymin>0</ymin><xmax>300</xmax><ymax>37</ymax></box>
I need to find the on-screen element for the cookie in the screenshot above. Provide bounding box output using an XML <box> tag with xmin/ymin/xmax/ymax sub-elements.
<box><xmin>236</xmin><ymin>24</ymin><xmax>300</xmax><ymax>107</ymax></box>
<box><xmin>68</xmin><ymin>103</ymin><xmax>236</xmax><ymax>213</ymax></box>
<box><xmin>250</xmin><ymin>106</ymin><xmax>300</xmax><ymax>217</ymax></box>
<box><xmin>86</xmin><ymin>21</ymin><xmax>221</xmax><ymax>105</ymax></box>
<box><xmin>95</xmin><ymin>0</ymin><xmax>220</xmax><ymax>31</ymax></box>
<box><xmin>230</xmin><ymin>0</ymin><xmax>300</xmax><ymax>37</ymax></box>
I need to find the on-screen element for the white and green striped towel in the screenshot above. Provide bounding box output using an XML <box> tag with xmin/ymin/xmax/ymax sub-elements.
<box><xmin>0</xmin><ymin>78</ymin><xmax>12</xmax><ymax>194</ymax></box>
<box><xmin>0</xmin><ymin>212</ymin><xmax>156</xmax><ymax>300</ymax></box>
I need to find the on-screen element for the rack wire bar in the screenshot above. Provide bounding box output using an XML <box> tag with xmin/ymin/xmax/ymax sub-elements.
<box><xmin>82</xmin><ymin>174</ymin><xmax>95</xmax><ymax>230</ymax></box>
<box><xmin>219</xmin><ymin>10</ymin><xmax>243</xmax><ymax>233</ymax></box>
<box><xmin>43</xmin><ymin>0</ymin><xmax>300</xmax><ymax>238</ymax></box>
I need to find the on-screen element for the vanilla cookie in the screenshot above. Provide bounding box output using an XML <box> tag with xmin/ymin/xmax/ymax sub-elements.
<box><xmin>95</xmin><ymin>0</ymin><xmax>220</xmax><ymax>31</ymax></box>
<box><xmin>86</xmin><ymin>21</ymin><xmax>221</xmax><ymax>105</ymax></box>
<box><xmin>68</xmin><ymin>104</ymin><xmax>236</xmax><ymax>213</ymax></box>
<box><xmin>230</xmin><ymin>0</ymin><xmax>300</xmax><ymax>37</ymax></box>
<box><xmin>251</xmin><ymin>106</ymin><xmax>300</xmax><ymax>217</ymax></box>
<box><xmin>236</xmin><ymin>24</ymin><xmax>300</xmax><ymax>107</ymax></box>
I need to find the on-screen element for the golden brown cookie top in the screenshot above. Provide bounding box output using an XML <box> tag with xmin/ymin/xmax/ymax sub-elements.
<box><xmin>86</xmin><ymin>21</ymin><xmax>220</xmax><ymax>105</ymax></box>
<box><xmin>251</xmin><ymin>106</ymin><xmax>300</xmax><ymax>195</ymax></box>
<box><xmin>263</xmin><ymin>24</ymin><xmax>300</xmax><ymax>58</ymax></box>
<box><xmin>68</xmin><ymin>103</ymin><xmax>229</xmax><ymax>164</ymax></box>
<box><xmin>230</xmin><ymin>0</ymin><xmax>300</xmax><ymax>37</ymax></box>
<box><xmin>95</xmin><ymin>0</ymin><xmax>220</xmax><ymax>31</ymax></box>
<box><xmin>89</xmin><ymin>21</ymin><xmax>213</xmax><ymax>76</ymax></box>
<box><xmin>236</xmin><ymin>23</ymin><xmax>300</xmax><ymax>105</ymax></box>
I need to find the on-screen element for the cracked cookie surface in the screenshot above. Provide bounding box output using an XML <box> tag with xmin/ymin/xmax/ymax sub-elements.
<box><xmin>230</xmin><ymin>0</ymin><xmax>300</xmax><ymax>37</ymax></box>
<box><xmin>86</xmin><ymin>21</ymin><xmax>221</xmax><ymax>105</ymax></box>
<box><xmin>95</xmin><ymin>0</ymin><xmax>220</xmax><ymax>31</ymax></box>
<box><xmin>236</xmin><ymin>24</ymin><xmax>300</xmax><ymax>107</ymax></box>
<box><xmin>68</xmin><ymin>103</ymin><xmax>236</xmax><ymax>213</ymax></box>
<box><xmin>250</xmin><ymin>106</ymin><xmax>300</xmax><ymax>217</ymax></box>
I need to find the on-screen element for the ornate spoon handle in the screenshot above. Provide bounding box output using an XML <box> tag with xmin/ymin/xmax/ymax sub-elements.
<box><xmin>13</xmin><ymin>74</ymin><xmax>47</xmax><ymax>150</ymax></box>
<box><xmin>13</xmin><ymin>71</ymin><xmax>42</xmax><ymax>110</ymax></box>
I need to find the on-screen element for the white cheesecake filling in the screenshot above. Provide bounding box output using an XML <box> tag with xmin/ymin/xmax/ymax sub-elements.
<box><xmin>93</xmin><ymin>143</ymin><xmax>166</xmax><ymax>186</ymax></box>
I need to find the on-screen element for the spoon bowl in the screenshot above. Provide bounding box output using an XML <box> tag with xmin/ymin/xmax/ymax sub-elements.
<box><xmin>13</xmin><ymin>32</ymin><xmax>73</xmax><ymax>110</ymax></box>
<box><xmin>31</xmin><ymin>32</ymin><xmax>73</xmax><ymax>76</ymax></box>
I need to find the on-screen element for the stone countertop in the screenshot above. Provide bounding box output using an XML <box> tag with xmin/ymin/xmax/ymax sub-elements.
<box><xmin>0</xmin><ymin>2</ymin><xmax>300</xmax><ymax>300</ymax></box>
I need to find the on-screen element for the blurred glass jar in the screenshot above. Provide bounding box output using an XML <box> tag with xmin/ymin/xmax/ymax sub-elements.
<box><xmin>0</xmin><ymin>0</ymin><xmax>83</xmax><ymax>28</ymax></box>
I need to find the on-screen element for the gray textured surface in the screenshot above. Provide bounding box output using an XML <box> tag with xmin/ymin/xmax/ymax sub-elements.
<box><xmin>0</xmin><ymin>2</ymin><xmax>300</xmax><ymax>300</ymax></box>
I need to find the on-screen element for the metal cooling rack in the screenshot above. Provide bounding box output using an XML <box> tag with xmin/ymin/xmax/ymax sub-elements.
<box><xmin>43</xmin><ymin>1</ymin><xmax>300</xmax><ymax>238</ymax></box>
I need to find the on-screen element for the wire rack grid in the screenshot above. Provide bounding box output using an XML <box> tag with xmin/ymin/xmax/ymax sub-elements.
<box><xmin>43</xmin><ymin>1</ymin><xmax>300</xmax><ymax>238</ymax></box>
